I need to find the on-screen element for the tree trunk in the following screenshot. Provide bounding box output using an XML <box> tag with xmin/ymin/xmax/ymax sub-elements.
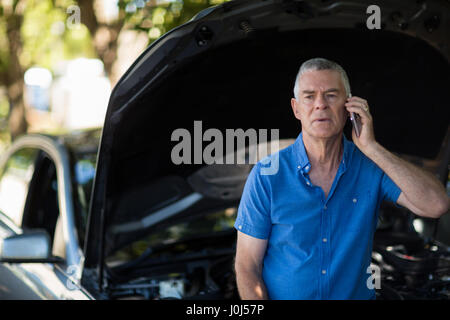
<box><xmin>77</xmin><ymin>0</ymin><xmax>124</xmax><ymax>84</ymax></box>
<box><xmin>5</xmin><ymin>10</ymin><xmax>27</xmax><ymax>140</ymax></box>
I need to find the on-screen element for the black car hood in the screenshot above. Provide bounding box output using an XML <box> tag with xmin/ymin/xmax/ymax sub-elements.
<box><xmin>84</xmin><ymin>0</ymin><xmax>450</xmax><ymax>267</ymax></box>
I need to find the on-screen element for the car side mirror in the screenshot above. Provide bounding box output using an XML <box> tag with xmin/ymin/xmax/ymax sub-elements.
<box><xmin>0</xmin><ymin>230</ymin><xmax>61</xmax><ymax>263</ymax></box>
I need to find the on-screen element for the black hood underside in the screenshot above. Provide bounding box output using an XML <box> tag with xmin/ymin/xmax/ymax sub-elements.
<box><xmin>103</xmin><ymin>27</ymin><xmax>449</xmax><ymax>256</ymax></box>
<box><xmin>84</xmin><ymin>0</ymin><xmax>450</xmax><ymax>267</ymax></box>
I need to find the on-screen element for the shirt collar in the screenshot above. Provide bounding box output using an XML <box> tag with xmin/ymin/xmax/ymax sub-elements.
<box><xmin>293</xmin><ymin>131</ymin><xmax>351</xmax><ymax>173</ymax></box>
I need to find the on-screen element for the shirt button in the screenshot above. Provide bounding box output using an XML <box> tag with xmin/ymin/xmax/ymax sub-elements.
<box><xmin>322</xmin><ymin>238</ymin><xmax>327</xmax><ymax>243</ymax></box>
<box><xmin>305</xmin><ymin>165</ymin><xmax>309</xmax><ymax>171</ymax></box>
<box><xmin>353</xmin><ymin>198</ymin><xmax>357</xmax><ymax>203</ymax></box>
<box><xmin>322</xmin><ymin>270</ymin><xmax>327</xmax><ymax>275</ymax></box>
<box><xmin>324</xmin><ymin>205</ymin><xmax>327</xmax><ymax>210</ymax></box>
<box><xmin>238</xmin><ymin>225</ymin><xmax>242</xmax><ymax>230</ymax></box>
<box><xmin>297</xmin><ymin>165</ymin><xmax>301</xmax><ymax>169</ymax></box>
<box><xmin>306</xmin><ymin>181</ymin><xmax>311</xmax><ymax>186</ymax></box>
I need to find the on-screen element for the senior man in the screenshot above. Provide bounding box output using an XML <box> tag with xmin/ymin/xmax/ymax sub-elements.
<box><xmin>234</xmin><ymin>58</ymin><xmax>449</xmax><ymax>300</ymax></box>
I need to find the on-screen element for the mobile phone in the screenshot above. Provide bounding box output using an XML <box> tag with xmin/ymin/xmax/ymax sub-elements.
<box><xmin>348</xmin><ymin>93</ymin><xmax>361</xmax><ymax>137</ymax></box>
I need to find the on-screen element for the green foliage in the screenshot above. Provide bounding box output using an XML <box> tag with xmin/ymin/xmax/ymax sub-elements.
<box><xmin>0</xmin><ymin>0</ymin><xmax>230</xmax><ymax>75</ymax></box>
<box><xmin>0</xmin><ymin>0</ymin><xmax>94</xmax><ymax>72</ymax></box>
<box><xmin>21</xmin><ymin>0</ymin><xmax>96</xmax><ymax>69</ymax></box>
<box><xmin>0</xmin><ymin>18</ymin><xmax>8</xmax><ymax>74</ymax></box>
<box><xmin>0</xmin><ymin>0</ymin><xmax>230</xmax><ymax>144</ymax></box>
<box><xmin>122</xmin><ymin>0</ymin><xmax>230</xmax><ymax>44</ymax></box>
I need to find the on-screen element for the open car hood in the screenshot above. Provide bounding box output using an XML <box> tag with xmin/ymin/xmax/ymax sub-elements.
<box><xmin>84</xmin><ymin>0</ymin><xmax>450</xmax><ymax>268</ymax></box>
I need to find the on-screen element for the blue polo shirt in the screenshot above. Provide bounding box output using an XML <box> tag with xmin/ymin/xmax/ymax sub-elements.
<box><xmin>234</xmin><ymin>132</ymin><xmax>402</xmax><ymax>300</ymax></box>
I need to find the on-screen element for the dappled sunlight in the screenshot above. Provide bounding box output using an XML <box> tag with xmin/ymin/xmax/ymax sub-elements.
<box><xmin>1</xmin><ymin>0</ymin><xmax>230</xmax><ymax>141</ymax></box>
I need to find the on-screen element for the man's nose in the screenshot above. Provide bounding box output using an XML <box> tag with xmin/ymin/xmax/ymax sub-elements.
<box><xmin>314</xmin><ymin>94</ymin><xmax>328</xmax><ymax>109</ymax></box>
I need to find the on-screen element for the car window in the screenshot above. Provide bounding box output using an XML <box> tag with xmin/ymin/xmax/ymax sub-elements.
<box><xmin>0</xmin><ymin>148</ymin><xmax>39</xmax><ymax>226</ymax></box>
<box><xmin>22</xmin><ymin>151</ymin><xmax>60</xmax><ymax>247</ymax></box>
<box><xmin>72</xmin><ymin>153</ymin><xmax>97</xmax><ymax>249</ymax></box>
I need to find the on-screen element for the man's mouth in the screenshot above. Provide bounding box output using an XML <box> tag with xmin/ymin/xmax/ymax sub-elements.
<box><xmin>314</xmin><ymin>118</ymin><xmax>330</xmax><ymax>123</ymax></box>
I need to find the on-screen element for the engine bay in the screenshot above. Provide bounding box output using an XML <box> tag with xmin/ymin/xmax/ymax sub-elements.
<box><xmin>104</xmin><ymin>203</ymin><xmax>450</xmax><ymax>300</ymax></box>
<box><xmin>106</xmin><ymin>237</ymin><xmax>238</xmax><ymax>300</ymax></box>
<box><xmin>372</xmin><ymin>202</ymin><xmax>450</xmax><ymax>299</ymax></box>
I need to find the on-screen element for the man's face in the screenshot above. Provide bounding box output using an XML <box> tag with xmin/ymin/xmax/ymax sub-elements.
<box><xmin>291</xmin><ymin>69</ymin><xmax>348</xmax><ymax>139</ymax></box>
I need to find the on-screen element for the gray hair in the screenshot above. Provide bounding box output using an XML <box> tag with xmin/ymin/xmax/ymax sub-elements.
<box><xmin>293</xmin><ymin>58</ymin><xmax>351</xmax><ymax>100</ymax></box>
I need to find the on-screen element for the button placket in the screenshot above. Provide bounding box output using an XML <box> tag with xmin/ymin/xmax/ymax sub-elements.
<box><xmin>320</xmin><ymin>197</ymin><xmax>331</xmax><ymax>299</ymax></box>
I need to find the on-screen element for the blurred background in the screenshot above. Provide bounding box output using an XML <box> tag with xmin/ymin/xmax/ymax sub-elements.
<box><xmin>0</xmin><ymin>0</ymin><xmax>229</xmax><ymax>152</ymax></box>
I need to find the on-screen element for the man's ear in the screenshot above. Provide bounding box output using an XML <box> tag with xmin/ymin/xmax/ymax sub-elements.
<box><xmin>291</xmin><ymin>98</ymin><xmax>301</xmax><ymax>120</ymax></box>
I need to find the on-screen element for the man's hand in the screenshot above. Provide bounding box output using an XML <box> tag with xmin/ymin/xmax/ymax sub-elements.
<box><xmin>235</xmin><ymin>231</ymin><xmax>269</xmax><ymax>300</ymax></box>
<box><xmin>345</xmin><ymin>96</ymin><xmax>449</xmax><ymax>218</ymax></box>
<box><xmin>344</xmin><ymin>95</ymin><xmax>376</xmax><ymax>152</ymax></box>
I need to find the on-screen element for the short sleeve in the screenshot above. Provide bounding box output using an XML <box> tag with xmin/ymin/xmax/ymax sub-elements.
<box><xmin>234</xmin><ymin>163</ymin><xmax>271</xmax><ymax>239</ymax></box>
<box><xmin>380</xmin><ymin>171</ymin><xmax>402</xmax><ymax>205</ymax></box>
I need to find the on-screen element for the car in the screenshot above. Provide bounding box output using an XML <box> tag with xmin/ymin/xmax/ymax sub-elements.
<box><xmin>0</xmin><ymin>0</ymin><xmax>449</xmax><ymax>300</ymax></box>
<box><xmin>0</xmin><ymin>129</ymin><xmax>100</xmax><ymax>299</ymax></box>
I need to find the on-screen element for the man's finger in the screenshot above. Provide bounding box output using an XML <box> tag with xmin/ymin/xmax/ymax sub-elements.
<box><xmin>347</xmin><ymin>96</ymin><xmax>368</xmax><ymax>105</ymax></box>
<box><xmin>345</xmin><ymin>105</ymin><xmax>371</xmax><ymax>119</ymax></box>
<box><xmin>345</xmin><ymin>104</ymin><xmax>367</xmax><ymax>112</ymax></box>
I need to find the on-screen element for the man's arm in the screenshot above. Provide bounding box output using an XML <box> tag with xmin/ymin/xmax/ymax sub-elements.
<box><xmin>363</xmin><ymin>142</ymin><xmax>449</xmax><ymax>218</ymax></box>
<box><xmin>234</xmin><ymin>231</ymin><xmax>269</xmax><ymax>300</ymax></box>
<box><xmin>345</xmin><ymin>96</ymin><xmax>450</xmax><ymax>219</ymax></box>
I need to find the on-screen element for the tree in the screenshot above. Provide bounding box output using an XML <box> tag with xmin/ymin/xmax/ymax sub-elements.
<box><xmin>0</xmin><ymin>0</ymin><xmax>27</xmax><ymax>140</ymax></box>
<box><xmin>0</xmin><ymin>0</ymin><xmax>228</xmax><ymax>142</ymax></box>
<box><xmin>75</xmin><ymin>0</ymin><xmax>125</xmax><ymax>82</ymax></box>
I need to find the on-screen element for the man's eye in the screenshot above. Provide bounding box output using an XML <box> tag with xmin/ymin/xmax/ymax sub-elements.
<box><xmin>304</xmin><ymin>96</ymin><xmax>313</xmax><ymax>99</ymax></box>
<box><xmin>327</xmin><ymin>94</ymin><xmax>337</xmax><ymax>98</ymax></box>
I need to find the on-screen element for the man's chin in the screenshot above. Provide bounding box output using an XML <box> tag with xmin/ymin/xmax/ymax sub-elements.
<box><xmin>306</xmin><ymin>129</ymin><xmax>342</xmax><ymax>140</ymax></box>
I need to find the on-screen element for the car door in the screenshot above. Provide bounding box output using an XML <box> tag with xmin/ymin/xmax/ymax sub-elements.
<box><xmin>0</xmin><ymin>147</ymin><xmax>45</xmax><ymax>299</ymax></box>
<box><xmin>0</xmin><ymin>137</ymin><xmax>92</xmax><ymax>299</ymax></box>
